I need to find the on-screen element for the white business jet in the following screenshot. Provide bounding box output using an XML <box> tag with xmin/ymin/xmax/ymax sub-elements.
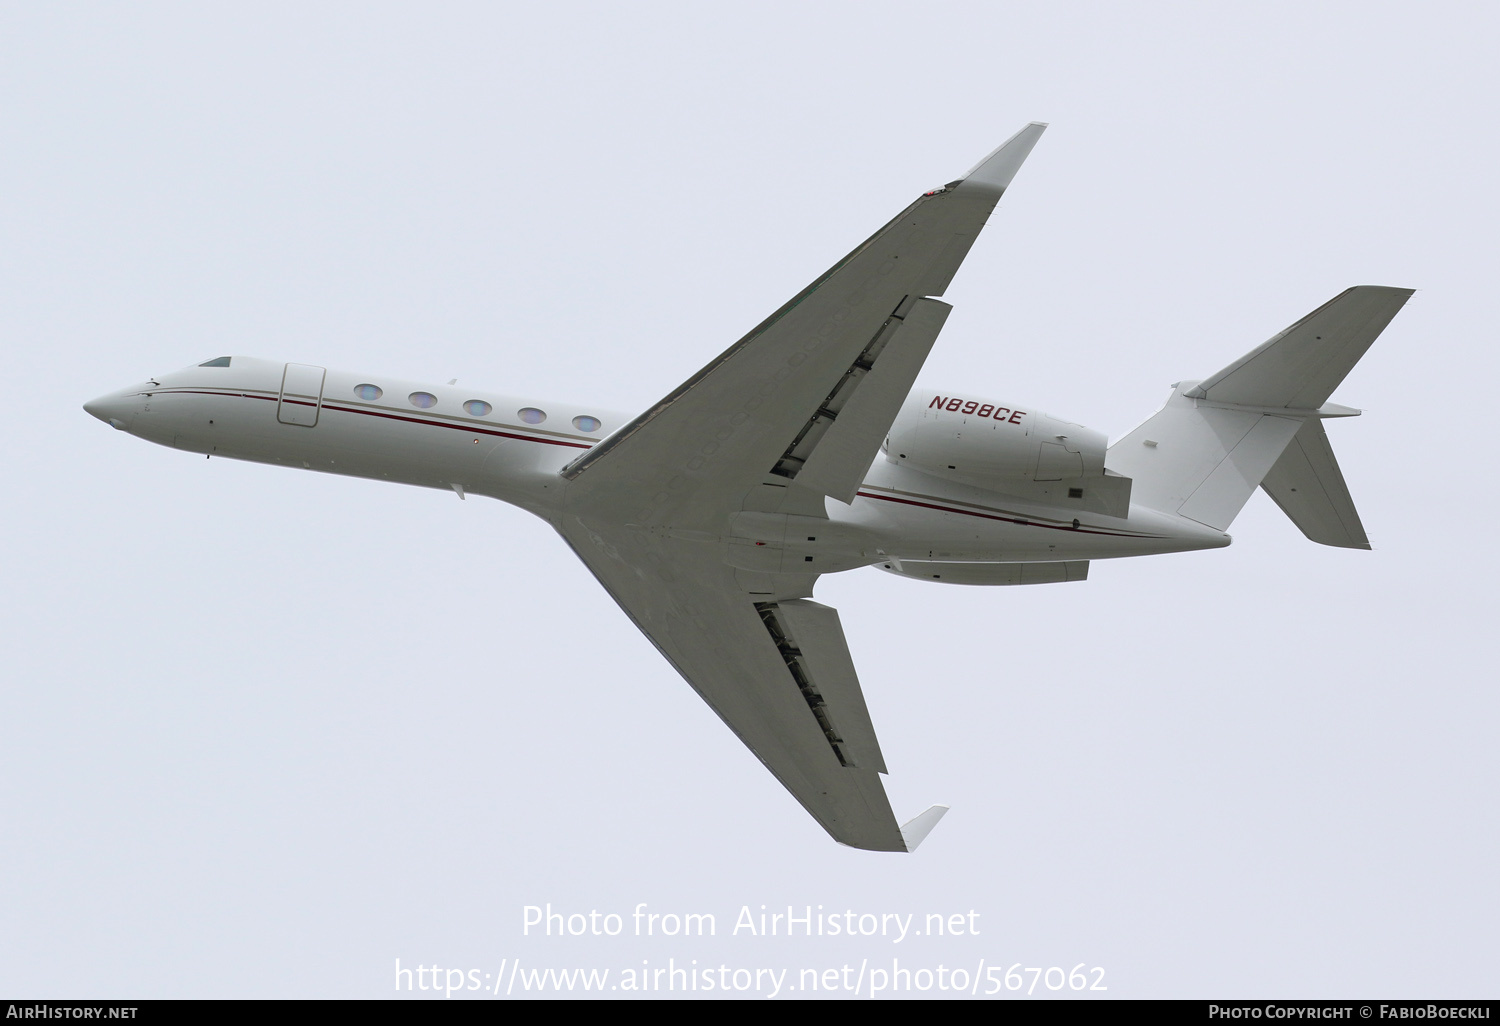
<box><xmin>84</xmin><ymin>124</ymin><xmax>1411</xmax><ymax>852</ymax></box>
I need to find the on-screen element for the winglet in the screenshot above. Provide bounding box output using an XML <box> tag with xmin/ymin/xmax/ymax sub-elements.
<box><xmin>899</xmin><ymin>804</ymin><xmax>950</xmax><ymax>852</ymax></box>
<box><xmin>958</xmin><ymin>122</ymin><xmax>1048</xmax><ymax>196</ymax></box>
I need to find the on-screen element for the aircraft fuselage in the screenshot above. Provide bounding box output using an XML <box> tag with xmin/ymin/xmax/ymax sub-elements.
<box><xmin>85</xmin><ymin>356</ymin><xmax>1228</xmax><ymax>569</ymax></box>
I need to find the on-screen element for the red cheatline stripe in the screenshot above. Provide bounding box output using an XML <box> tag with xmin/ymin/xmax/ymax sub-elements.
<box><xmin>854</xmin><ymin>490</ymin><xmax>1161</xmax><ymax>538</ymax></box>
<box><xmin>164</xmin><ymin>389</ymin><xmax>595</xmax><ymax>450</ymax></box>
<box><xmin>318</xmin><ymin>401</ymin><xmax>593</xmax><ymax>449</ymax></box>
<box><xmin>158</xmin><ymin>390</ymin><xmax>1157</xmax><ymax>531</ymax></box>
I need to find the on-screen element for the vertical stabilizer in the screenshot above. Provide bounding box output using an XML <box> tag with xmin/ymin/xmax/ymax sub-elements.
<box><xmin>1108</xmin><ymin>286</ymin><xmax>1411</xmax><ymax>533</ymax></box>
<box><xmin>1108</xmin><ymin>389</ymin><xmax>1303</xmax><ymax>530</ymax></box>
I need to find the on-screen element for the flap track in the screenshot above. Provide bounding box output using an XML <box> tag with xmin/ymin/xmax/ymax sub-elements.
<box><xmin>770</xmin><ymin>296</ymin><xmax>916</xmax><ymax>480</ymax></box>
<box><xmin>755</xmin><ymin>601</ymin><xmax>854</xmax><ymax>768</ymax></box>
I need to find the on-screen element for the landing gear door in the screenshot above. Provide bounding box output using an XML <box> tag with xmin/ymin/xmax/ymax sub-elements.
<box><xmin>278</xmin><ymin>363</ymin><xmax>326</xmax><ymax>427</ymax></box>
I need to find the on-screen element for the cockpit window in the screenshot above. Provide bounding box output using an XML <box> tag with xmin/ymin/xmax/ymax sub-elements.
<box><xmin>199</xmin><ymin>357</ymin><xmax>232</xmax><ymax>367</ymax></box>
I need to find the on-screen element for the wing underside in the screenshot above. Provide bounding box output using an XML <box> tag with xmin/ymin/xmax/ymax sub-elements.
<box><xmin>563</xmin><ymin>123</ymin><xmax>1049</xmax><ymax>527</ymax></box>
<box><xmin>555</xmin><ymin>517</ymin><xmax>906</xmax><ymax>850</ymax></box>
<box><xmin>551</xmin><ymin>125</ymin><xmax>1049</xmax><ymax>849</ymax></box>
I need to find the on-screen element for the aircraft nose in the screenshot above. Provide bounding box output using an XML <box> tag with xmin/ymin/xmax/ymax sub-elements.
<box><xmin>84</xmin><ymin>392</ymin><xmax>131</xmax><ymax>430</ymax></box>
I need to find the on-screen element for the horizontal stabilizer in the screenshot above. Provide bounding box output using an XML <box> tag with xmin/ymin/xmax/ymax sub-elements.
<box><xmin>900</xmin><ymin>804</ymin><xmax>950</xmax><ymax>852</ymax></box>
<box><xmin>1260</xmin><ymin>419</ymin><xmax>1370</xmax><ymax>549</ymax></box>
<box><xmin>1185</xmin><ymin>286</ymin><xmax>1413</xmax><ymax>409</ymax></box>
<box><xmin>1111</xmin><ymin>285</ymin><xmax>1411</xmax><ymax>533</ymax></box>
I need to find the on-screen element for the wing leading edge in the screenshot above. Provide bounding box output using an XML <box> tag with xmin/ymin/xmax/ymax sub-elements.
<box><xmin>553</xmin><ymin>126</ymin><xmax>1048</xmax><ymax>849</ymax></box>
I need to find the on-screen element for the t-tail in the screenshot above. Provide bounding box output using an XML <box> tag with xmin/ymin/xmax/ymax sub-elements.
<box><xmin>1107</xmin><ymin>286</ymin><xmax>1413</xmax><ymax>548</ymax></box>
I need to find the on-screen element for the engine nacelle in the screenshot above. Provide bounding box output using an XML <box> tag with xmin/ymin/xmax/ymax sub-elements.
<box><xmin>887</xmin><ymin>391</ymin><xmax>1106</xmax><ymax>481</ymax></box>
<box><xmin>884</xmin><ymin>391</ymin><xmax>1131</xmax><ymax>517</ymax></box>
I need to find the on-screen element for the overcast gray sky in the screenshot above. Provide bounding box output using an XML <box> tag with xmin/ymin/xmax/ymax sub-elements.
<box><xmin>3</xmin><ymin>0</ymin><xmax>1496</xmax><ymax>999</ymax></box>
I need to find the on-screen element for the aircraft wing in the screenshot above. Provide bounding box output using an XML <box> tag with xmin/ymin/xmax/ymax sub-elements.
<box><xmin>551</xmin><ymin>126</ymin><xmax>1045</xmax><ymax>848</ymax></box>
<box><xmin>554</xmin><ymin>517</ymin><xmax>911</xmax><ymax>850</ymax></box>
<box><xmin>562</xmin><ymin>122</ymin><xmax>1047</xmax><ymax>518</ymax></box>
